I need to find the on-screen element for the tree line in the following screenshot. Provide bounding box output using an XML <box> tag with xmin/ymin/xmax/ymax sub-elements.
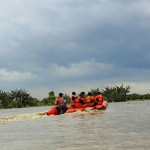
<box><xmin>0</xmin><ymin>89</ymin><xmax>40</xmax><ymax>109</ymax></box>
<box><xmin>0</xmin><ymin>84</ymin><xmax>150</xmax><ymax>109</ymax></box>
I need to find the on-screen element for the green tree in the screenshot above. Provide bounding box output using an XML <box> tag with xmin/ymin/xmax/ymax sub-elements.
<box><xmin>90</xmin><ymin>88</ymin><xmax>100</xmax><ymax>96</ymax></box>
<box><xmin>63</xmin><ymin>94</ymin><xmax>70</xmax><ymax>104</ymax></box>
<box><xmin>42</xmin><ymin>91</ymin><xmax>56</xmax><ymax>105</ymax></box>
<box><xmin>101</xmin><ymin>84</ymin><xmax>131</xmax><ymax>102</ymax></box>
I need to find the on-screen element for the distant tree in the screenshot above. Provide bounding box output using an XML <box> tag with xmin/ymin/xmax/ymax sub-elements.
<box><xmin>42</xmin><ymin>91</ymin><xmax>56</xmax><ymax>105</ymax></box>
<box><xmin>101</xmin><ymin>84</ymin><xmax>131</xmax><ymax>102</ymax></box>
<box><xmin>63</xmin><ymin>94</ymin><xmax>70</xmax><ymax>104</ymax></box>
<box><xmin>90</xmin><ymin>88</ymin><xmax>100</xmax><ymax>96</ymax></box>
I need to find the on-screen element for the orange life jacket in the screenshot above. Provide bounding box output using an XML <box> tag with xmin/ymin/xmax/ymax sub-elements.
<box><xmin>74</xmin><ymin>96</ymin><xmax>86</xmax><ymax>108</ymax></box>
<box><xmin>55</xmin><ymin>97</ymin><xmax>63</xmax><ymax>107</ymax></box>
<box><xmin>70</xmin><ymin>95</ymin><xmax>77</xmax><ymax>106</ymax></box>
<box><xmin>86</xmin><ymin>96</ymin><xmax>95</xmax><ymax>107</ymax></box>
<box><xmin>95</xmin><ymin>94</ymin><xmax>103</xmax><ymax>105</ymax></box>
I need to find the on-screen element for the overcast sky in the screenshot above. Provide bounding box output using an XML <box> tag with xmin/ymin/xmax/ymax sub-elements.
<box><xmin>0</xmin><ymin>0</ymin><xmax>150</xmax><ymax>99</ymax></box>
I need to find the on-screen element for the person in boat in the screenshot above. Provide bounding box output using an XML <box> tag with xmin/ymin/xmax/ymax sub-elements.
<box><xmin>86</xmin><ymin>92</ymin><xmax>96</xmax><ymax>107</ymax></box>
<box><xmin>55</xmin><ymin>93</ymin><xmax>67</xmax><ymax>115</ymax></box>
<box><xmin>95</xmin><ymin>92</ymin><xmax>104</xmax><ymax>105</ymax></box>
<box><xmin>70</xmin><ymin>92</ymin><xmax>78</xmax><ymax>108</ymax></box>
<box><xmin>74</xmin><ymin>92</ymin><xmax>86</xmax><ymax>108</ymax></box>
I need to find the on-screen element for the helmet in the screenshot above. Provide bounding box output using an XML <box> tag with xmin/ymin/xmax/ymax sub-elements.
<box><xmin>59</xmin><ymin>93</ymin><xmax>64</xmax><ymax>96</ymax></box>
<box><xmin>80</xmin><ymin>92</ymin><xmax>85</xmax><ymax>95</ymax></box>
<box><xmin>72</xmin><ymin>92</ymin><xmax>76</xmax><ymax>95</ymax></box>
<box><xmin>97</xmin><ymin>92</ymin><xmax>102</xmax><ymax>94</ymax></box>
<box><xmin>88</xmin><ymin>92</ymin><xmax>91</xmax><ymax>95</ymax></box>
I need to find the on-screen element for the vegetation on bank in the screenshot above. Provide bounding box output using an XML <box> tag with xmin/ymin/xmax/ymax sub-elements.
<box><xmin>0</xmin><ymin>84</ymin><xmax>150</xmax><ymax>109</ymax></box>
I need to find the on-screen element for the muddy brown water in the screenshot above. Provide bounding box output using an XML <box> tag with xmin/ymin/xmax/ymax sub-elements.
<box><xmin>0</xmin><ymin>101</ymin><xmax>150</xmax><ymax>150</ymax></box>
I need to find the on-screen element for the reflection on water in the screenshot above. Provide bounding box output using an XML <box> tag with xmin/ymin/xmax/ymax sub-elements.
<box><xmin>0</xmin><ymin>101</ymin><xmax>150</xmax><ymax>150</ymax></box>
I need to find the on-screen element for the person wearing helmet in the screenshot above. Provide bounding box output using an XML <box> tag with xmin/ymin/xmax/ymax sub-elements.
<box><xmin>55</xmin><ymin>93</ymin><xmax>67</xmax><ymax>115</ymax></box>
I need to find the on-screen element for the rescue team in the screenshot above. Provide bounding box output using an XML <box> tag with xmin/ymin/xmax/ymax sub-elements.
<box><xmin>54</xmin><ymin>91</ymin><xmax>105</xmax><ymax>114</ymax></box>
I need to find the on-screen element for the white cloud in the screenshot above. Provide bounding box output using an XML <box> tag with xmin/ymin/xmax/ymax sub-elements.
<box><xmin>52</xmin><ymin>61</ymin><xmax>112</xmax><ymax>77</ymax></box>
<box><xmin>0</xmin><ymin>69</ymin><xmax>35</xmax><ymax>82</ymax></box>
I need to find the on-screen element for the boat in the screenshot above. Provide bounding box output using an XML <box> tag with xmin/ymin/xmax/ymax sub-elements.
<box><xmin>47</xmin><ymin>101</ymin><xmax>108</xmax><ymax>115</ymax></box>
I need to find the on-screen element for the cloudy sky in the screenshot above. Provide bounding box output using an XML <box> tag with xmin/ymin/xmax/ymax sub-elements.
<box><xmin>0</xmin><ymin>0</ymin><xmax>150</xmax><ymax>99</ymax></box>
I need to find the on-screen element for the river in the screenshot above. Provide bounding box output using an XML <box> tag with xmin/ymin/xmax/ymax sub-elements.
<box><xmin>0</xmin><ymin>101</ymin><xmax>150</xmax><ymax>150</ymax></box>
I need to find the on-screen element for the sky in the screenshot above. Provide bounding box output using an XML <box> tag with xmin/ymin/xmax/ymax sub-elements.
<box><xmin>0</xmin><ymin>0</ymin><xmax>150</xmax><ymax>99</ymax></box>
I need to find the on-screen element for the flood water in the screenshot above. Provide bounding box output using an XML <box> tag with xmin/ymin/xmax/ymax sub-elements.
<box><xmin>0</xmin><ymin>101</ymin><xmax>150</xmax><ymax>150</ymax></box>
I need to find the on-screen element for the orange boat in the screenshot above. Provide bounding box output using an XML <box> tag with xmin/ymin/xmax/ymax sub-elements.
<box><xmin>47</xmin><ymin>101</ymin><xmax>108</xmax><ymax>115</ymax></box>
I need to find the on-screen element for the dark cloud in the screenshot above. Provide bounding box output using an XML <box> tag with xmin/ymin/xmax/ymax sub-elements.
<box><xmin>0</xmin><ymin>0</ymin><xmax>150</xmax><ymax>98</ymax></box>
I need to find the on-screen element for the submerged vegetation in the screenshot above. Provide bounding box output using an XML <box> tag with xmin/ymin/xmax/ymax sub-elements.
<box><xmin>0</xmin><ymin>84</ymin><xmax>150</xmax><ymax>109</ymax></box>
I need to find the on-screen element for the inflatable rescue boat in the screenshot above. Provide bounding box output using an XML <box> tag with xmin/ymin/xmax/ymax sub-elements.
<box><xmin>47</xmin><ymin>101</ymin><xmax>108</xmax><ymax>115</ymax></box>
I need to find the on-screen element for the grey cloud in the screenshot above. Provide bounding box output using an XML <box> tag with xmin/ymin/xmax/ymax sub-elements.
<box><xmin>0</xmin><ymin>0</ymin><xmax>150</xmax><ymax>97</ymax></box>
